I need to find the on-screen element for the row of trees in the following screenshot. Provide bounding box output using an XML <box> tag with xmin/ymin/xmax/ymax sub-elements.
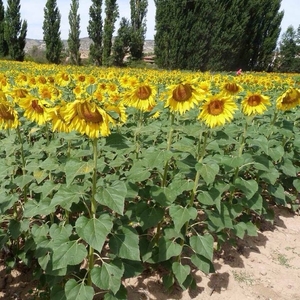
<box><xmin>0</xmin><ymin>0</ymin><xmax>148</xmax><ymax>66</ymax></box>
<box><xmin>0</xmin><ymin>0</ymin><xmax>299</xmax><ymax>72</ymax></box>
<box><xmin>43</xmin><ymin>0</ymin><xmax>148</xmax><ymax>66</ymax></box>
<box><xmin>154</xmin><ymin>0</ymin><xmax>284</xmax><ymax>71</ymax></box>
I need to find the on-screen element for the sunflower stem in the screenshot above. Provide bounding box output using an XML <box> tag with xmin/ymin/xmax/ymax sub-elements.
<box><xmin>16</xmin><ymin>126</ymin><xmax>28</xmax><ymax>203</ymax></box>
<box><xmin>87</xmin><ymin>138</ymin><xmax>99</xmax><ymax>286</ymax></box>
<box><xmin>155</xmin><ymin>113</ymin><xmax>175</xmax><ymax>245</ymax></box>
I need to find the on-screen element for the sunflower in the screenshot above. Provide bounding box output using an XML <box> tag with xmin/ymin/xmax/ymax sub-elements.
<box><xmin>49</xmin><ymin>102</ymin><xmax>70</xmax><ymax>133</ymax></box>
<box><xmin>276</xmin><ymin>88</ymin><xmax>300</xmax><ymax>111</ymax></box>
<box><xmin>123</xmin><ymin>83</ymin><xmax>157</xmax><ymax>111</ymax></box>
<box><xmin>165</xmin><ymin>81</ymin><xmax>204</xmax><ymax>115</ymax></box>
<box><xmin>241</xmin><ymin>92</ymin><xmax>271</xmax><ymax>116</ymax></box>
<box><xmin>62</xmin><ymin>98</ymin><xmax>114</xmax><ymax>138</ymax></box>
<box><xmin>222</xmin><ymin>81</ymin><xmax>243</xmax><ymax>96</ymax></box>
<box><xmin>198</xmin><ymin>93</ymin><xmax>238</xmax><ymax>128</ymax></box>
<box><xmin>0</xmin><ymin>91</ymin><xmax>19</xmax><ymax>129</ymax></box>
<box><xmin>17</xmin><ymin>95</ymin><xmax>51</xmax><ymax>125</ymax></box>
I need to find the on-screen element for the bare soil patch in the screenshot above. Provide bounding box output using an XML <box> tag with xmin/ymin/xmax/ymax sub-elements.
<box><xmin>1</xmin><ymin>206</ymin><xmax>300</xmax><ymax>300</ymax></box>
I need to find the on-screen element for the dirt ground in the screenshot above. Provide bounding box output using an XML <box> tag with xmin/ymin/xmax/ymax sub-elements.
<box><xmin>1</xmin><ymin>206</ymin><xmax>300</xmax><ymax>300</ymax></box>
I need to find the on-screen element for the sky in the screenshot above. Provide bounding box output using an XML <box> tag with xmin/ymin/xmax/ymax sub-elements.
<box><xmin>2</xmin><ymin>0</ymin><xmax>299</xmax><ymax>41</ymax></box>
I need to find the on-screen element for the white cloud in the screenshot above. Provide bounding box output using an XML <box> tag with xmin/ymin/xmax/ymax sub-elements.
<box><xmin>2</xmin><ymin>0</ymin><xmax>299</xmax><ymax>40</ymax></box>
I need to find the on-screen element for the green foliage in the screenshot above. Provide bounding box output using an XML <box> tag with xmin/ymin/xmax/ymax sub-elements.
<box><xmin>3</xmin><ymin>0</ymin><xmax>27</xmax><ymax>61</ymax></box>
<box><xmin>154</xmin><ymin>0</ymin><xmax>283</xmax><ymax>71</ymax></box>
<box><xmin>275</xmin><ymin>25</ymin><xmax>300</xmax><ymax>73</ymax></box>
<box><xmin>67</xmin><ymin>0</ymin><xmax>81</xmax><ymax>66</ymax></box>
<box><xmin>87</xmin><ymin>0</ymin><xmax>103</xmax><ymax>66</ymax></box>
<box><xmin>112</xmin><ymin>17</ymin><xmax>131</xmax><ymax>66</ymax></box>
<box><xmin>0</xmin><ymin>0</ymin><xmax>8</xmax><ymax>57</ymax></box>
<box><xmin>102</xmin><ymin>0</ymin><xmax>119</xmax><ymax>66</ymax></box>
<box><xmin>43</xmin><ymin>0</ymin><xmax>63</xmax><ymax>64</ymax></box>
<box><xmin>129</xmin><ymin>0</ymin><xmax>148</xmax><ymax>60</ymax></box>
<box><xmin>0</xmin><ymin>65</ymin><xmax>299</xmax><ymax>299</ymax></box>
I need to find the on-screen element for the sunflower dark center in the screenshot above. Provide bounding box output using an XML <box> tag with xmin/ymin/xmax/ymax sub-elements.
<box><xmin>135</xmin><ymin>85</ymin><xmax>152</xmax><ymax>100</ymax></box>
<box><xmin>224</xmin><ymin>83</ymin><xmax>239</xmax><ymax>93</ymax></box>
<box><xmin>0</xmin><ymin>104</ymin><xmax>15</xmax><ymax>120</ymax></box>
<box><xmin>31</xmin><ymin>100</ymin><xmax>44</xmax><ymax>114</ymax></box>
<box><xmin>248</xmin><ymin>95</ymin><xmax>261</xmax><ymax>106</ymax></box>
<box><xmin>208</xmin><ymin>100</ymin><xmax>224</xmax><ymax>115</ymax></box>
<box><xmin>77</xmin><ymin>102</ymin><xmax>103</xmax><ymax>123</ymax></box>
<box><xmin>172</xmin><ymin>84</ymin><xmax>192</xmax><ymax>102</ymax></box>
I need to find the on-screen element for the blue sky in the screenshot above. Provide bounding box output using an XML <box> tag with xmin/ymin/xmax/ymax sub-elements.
<box><xmin>2</xmin><ymin>0</ymin><xmax>299</xmax><ymax>41</ymax></box>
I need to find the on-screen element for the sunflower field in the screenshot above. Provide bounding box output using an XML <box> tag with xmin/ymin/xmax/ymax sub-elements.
<box><xmin>0</xmin><ymin>60</ymin><xmax>299</xmax><ymax>299</ymax></box>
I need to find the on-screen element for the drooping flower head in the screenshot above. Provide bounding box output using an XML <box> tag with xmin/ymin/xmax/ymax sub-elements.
<box><xmin>222</xmin><ymin>81</ymin><xmax>243</xmax><ymax>96</ymax></box>
<box><xmin>241</xmin><ymin>92</ymin><xmax>271</xmax><ymax>116</ymax></box>
<box><xmin>198</xmin><ymin>93</ymin><xmax>238</xmax><ymax>128</ymax></box>
<box><xmin>0</xmin><ymin>91</ymin><xmax>20</xmax><ymax>129</ymax></box>
<box><xmin>165</xmin><ymin>81</ymin><xmax>205</xmax><ymax>115</ymax></box>
<box><xmin>276</xmin><ymin>88</ymin><xmax>300</xmax><ymax>111</ymax></box>
<box><xmin>62</xmin><ymin>97</ymin><xmax>114</xmax><ymax>139</ymax></box>
<box><xmin>16</xmin><ymin>95</ymin><xmax>51</xmax><ymax>125</ymax></box>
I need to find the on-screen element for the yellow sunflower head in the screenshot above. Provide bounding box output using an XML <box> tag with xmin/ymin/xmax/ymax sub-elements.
<box><xmin>63</xmin><ymin>98</ymin><xmax>113</xmax><ymax>139</ymax></box>
<box><xmin>0</xmin><ymin>91</ymin><xmax>20</xmax><ymax>129</ymax></box>
<box><xmin>222</xmin><ymin>81</ymin><xmax>243</xmax><ymax>96</ymax></box>
<box><xmin>165</xmin><ymin>82</ymin><xmax>203</xmax><ymax>115</ymax></box>
<box><xmin>241</xmin><ymin>92</ymin><xmax>271</xmax><ymax>116</ymax></box>
<box><xmin>198</xmin><ymin>93</ymin><xmax>238</xmax><ymax>128</ymax></box>
<box><xmin>276</xmin><ymin>88</ymin><xmax>300</xmax><ymax>111</ymax></box>
<box><xmin>123</xmin><ymin>83</ymin><xmax>157</xmax><ymax>112</ymax></box>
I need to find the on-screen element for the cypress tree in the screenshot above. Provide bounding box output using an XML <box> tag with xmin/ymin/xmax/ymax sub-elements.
<box><xmin>4</xmin><ymin>0</ymin><xmax>27</xmax><ymax>61</ymax></box>
<box><xmin>87</xmin><ymin>0</ymin><xmax>103</xmax><ymax>66</ymax></box>
<box><xmin>0</xmin><ymin>0</ymin><xmax>8</xmax><ymax>57</ymax></box>
<box><xmin>276</xmin><ymin>26</ymin><xmax>300</xmax><ymax>73</ymax></box>
<box><xmin>68</xmin><ymin>0</ymin><xmax>81</xmax><ymax>65</ymax></box>
<box><xmin>129</xmin><ymin>0</ymin><xmax>148</xmax><ymax>60</ymax></box>
<box><xmin>112</xmin><ymin>17</ymin><xmax>131</xmax><ymax>66</ymax></box>
<box><xmin>237</xmin><ymin>0</ymin><xmax>283</xmax><ymax>71</ymax></box>
<box><xmin>43</xmin><ymin>0</ymin><xmax>63</xmax><ymax>64</ymax></box>
<box><xmin>102</xmin><ymin>0</ymin><xmax>119</xmax><ymax>66</ymax></box>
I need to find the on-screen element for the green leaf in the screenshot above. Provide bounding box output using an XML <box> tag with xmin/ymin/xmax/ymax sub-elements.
<box><xmin>51</xmin><ymin>185</ymin><xmax>86</xmax><ymax>210</ymax></box>
<box><xmin>23</xmin><ymin>197</ymin><xmax>55</xmax><ymax>217</ymax></box>
<box><xmin>65</xmin><ymin>279</ymin><xmax>94</xmax><ymax>300</ymax></box>
<box><xmin>13</xmin><ymin>174</ymin><xmax>34</xmax><ymax>189</ymax></box>
<box><xmin>143</xmin><ymin>148</ymin><xmax>173</xmax><ymax>169</ymax></box>
<box><xmin>206</xmin><ymin>204</ymin><xmax>233</xmax><ymax>232</ymax></box>
<box><xmin>268</xmin><ymin>145</ymin><xmax>285</xmax><ymax>161</ymax></box>
<box><xmin>64</xmin><ymin>158</ymin><xmax>94</xmax><ymax>186</ymax></box>
<box><xmin>195</xmin><ymin>162</ymin><xmax>219</xmax><ymax>185</ymax></box>
<box><xmin>169</xmin><ymin>205</ymin><xmax>197</xmax><ymax>232</ymax></box>
<box><xmin>136</xmin><ymin>203</ymin><xmax>164</xmax><ymax>230</ymax></box>
<box><xmin>52</xmin><ymin>240</ymin><xmax>87</xmax><ymax>270</ymax></box>
<box><xmin>76</xmin><ymin>214</ymin><xmax>113</xmax><ymax>252</ymax></box>
<box><xmin>293</xmin><ymin>178</ymin><xmax>300</xmax><ymax>192</ymax></box>
<box><xmin>172</xmin><ymin>262</ymin><xmax>190</xmax><ymax>286</ymax></box>
<box><xmin>190</xmin><ymin>234</ymin><xmax>214</xmax><ymax>261</ymax></box>
<box><xmin>126</xmin><ymin>162</ymin><xmax>151</xmax><ymax>182</ymax></box>
<box><xmin>91</xmin><ymin>260</ymin><xmax>124</xmax><ymax>294</ymax></box>
<box><xmin>103</xmin><ymin>284</ymin><xmax>127</xmax><ymax>300</ymax></box>
<box><xmin>96</xmin><ymin>181</ymin><xmax>127</xmax><ymax>215</ymax></box>
<box><xmin>31</xmin><ymin>180</ymin><xmax>60</xmax><ymax>198</ymax></box>
<box><xmin>122</xmin><ymin>259</ymin><xmax>144</xmax><ymax>278</ymax></box>
<box><xmin>109</xmin><ymin>226</ymin><xmax>140</xmax><ymax>260</ymax></box>
<box><xmin>158</xmin><ymin>237</ymin><xmax>182</xmax><ymax>262</ymax></box>
<box><xmin>39</xmin><ymin>156</ymin><xmax>60</xmax><ymax>171</ymax></box>
<box><xmin>33</xmin><ymin>169</ymin><xmax>49</xmax><ymax>184</ymax></box>
<box><xmin>280</xmin><ymin>158</ymin><xmax>297</xmax><ymax>177</ymax></box>
<box><xmin>235</xmin><ymin>178</ymin><xmax>258</xmax><ymax>199</ymax></box>
<box><xmin>50</xmin><ymin>285</ymin><xmax>66</xmax><ymax>300</ymax></box>
<box><xmin>197</xmin><ymin>188</ymin><xmax>222</xmax><ymax>207</ymax></box>
<box><xmin>150</xmin><ymin>186</ymin><xmax>178</xmax><ymax>206</ymax></box>
<box><xmin>191</xmin><ymin>254</ymin><xmax>215</xmax><ymax>274</ymax></box>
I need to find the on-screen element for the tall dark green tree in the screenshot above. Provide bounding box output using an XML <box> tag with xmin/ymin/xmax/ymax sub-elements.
<box><xmin>129</xmin><ymin>0</ymin><xmax>148</xmax><ymax>60</ymax></box>
<box><xmin>87</xmin><ymin>0</ymin><xmax>103</xmax><ymax>66</ymax></box>
<box><xmin>112</xmin><ymin>17</ymin><xmax>131</xmax><ymax>66</ymax></box>
<box><xmin>43</xmin><ymin>0</ymin><xmax>63</xmax><ymax>64</ymax></box>
<box><xmin>68</xmin><ymin>0</ymin><xmax>81</xmax><ymax>65</ymax></box>
<box><xmin>102</xmin><ymin>0</ymin><xmax>119</xmax><ymax>66</ymax></box>
<box><xmin>237</xmin><ymin>0</ymin><xmax>283</xmax><ymax>71</ymax></box>
<box><xmin>154</xmin><ymin>0</ymin><xmax>283</xmax><ymax>71</ymax></box>
<box><xmin>275</xmin><ymin>25</ymin><xmax>300</xmax><ymax>72</ymax></box>
<box><xmin>0</xmin><ymin>0</ymin><xmax>8</xmax><ymax>57</ymax></box>
<box><xmin>4</xmin><ymin>0</ymin><xmax>27</xmax><ymax>61</ymax></box>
